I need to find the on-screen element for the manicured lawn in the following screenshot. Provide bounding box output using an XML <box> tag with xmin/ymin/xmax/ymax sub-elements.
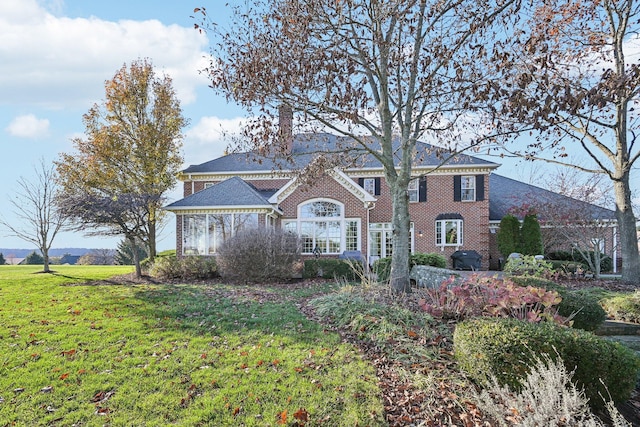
<box><xmin>0</xmin><ymin>266</ymin><xmax>384</xmax><ymax>426</ymax></box>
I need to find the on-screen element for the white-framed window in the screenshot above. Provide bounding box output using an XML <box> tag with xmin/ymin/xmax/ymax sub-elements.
<box><xmin>436</xmin><ymin>219</ymin><xmax>463</xmax><ymax>246</ymax></box>
<box><xmin>368</xmin><ymin>223</ymin><xmax>414</xmax><ymax>263</ymax></box>
<box><xmin>362</xmin><ymin>178</ymin><xmax>376</xmax><ymax>195</ymax></box>
<box><xmin>204</xmin><ymin>182</ymin><xmax>214</xmax><ymax>189</ymax></box>
<box><xmin>182</xmin><ymin>213</ymin><xmax>259</xmax><ymax>255</ymax></box>
<box><xmin>461</xmin><ymin>176</ymin><xmax>475</xmax><ymax>201</ymax></box>
<box><xmin>408</xmin><ymin>179</ymin><xmax>419</xmax><ymax>202</ymax></box>
<box><xmin>284</xmin><ymin>199</ymin><xmax>360</xmax><ymax>255</ymax></box>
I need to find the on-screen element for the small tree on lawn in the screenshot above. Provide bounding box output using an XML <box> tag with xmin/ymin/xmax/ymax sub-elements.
<box><xmin>115</xmin><ymin>238</ymin><xmax>148</xmax><ymax>267</ymax></box>
<box><xmin>0</xmin><ymin>253</ymin><xmax>5</xmax><ymax>265</ymax></box>
<box><xmin>497</xmin><ymin>214</ymin><xmax>521</xmax><ymax>259</ymax></box>
<box><xmin>25</xmin><ymin>251</ymin><xmax>44</xmax><ymax>265</ymax></box>
<box><xmin>520</xmin><ymin>213</ymin><xmax>543</xmax><ymax>256</ymax></box>
<box><xmin>0</xmin><ymin>159</ymin><xmax>67</xmax><ymax>273</ymax></box>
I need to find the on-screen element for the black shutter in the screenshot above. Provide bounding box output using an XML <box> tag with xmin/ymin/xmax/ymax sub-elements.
<box><xmin>358</xmin><ymin>178</ymin><xmax>364</xmax><ymax>187</ymax></box>
<box><xmin>418</xmin><ymin>177</ymin><xmax>427</xmax><ymax>202</ymax></box>
<box><xmin>476</xmin><ymin>175</ymin><xmax>485</xmax><ymax>201</ymax></box>
<box><xmin>453</xmin><ymin>176</ymin><xmax>461</xmax><ymax>201</ymax></box>
<box><xmin>374</xmin><ymin>177</ymin><xmax>381</xmax><ymax>196</ymax></box>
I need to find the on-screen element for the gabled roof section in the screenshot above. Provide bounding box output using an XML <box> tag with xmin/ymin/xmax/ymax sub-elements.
<box><xmin>165</xmin><ymin>176</ymin><xmax>277</xmax><ymax>211</ymax></box>
<box><xmin>181</xmin><ymin>133</ymin><xmax>498</xmax><ymax>176</ymax></box>
<box><xmin>268</xmin><ymin>168</ymin><xmax>377</xmax><ymax>205</ymax></box>
<box><xmin>489</xmin><ymin>174</ymin><xmax>616</xmax><ymax>222</ymax></box>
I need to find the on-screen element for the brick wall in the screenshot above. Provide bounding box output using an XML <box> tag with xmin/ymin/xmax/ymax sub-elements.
<box><xmin>178</xmin><ymin>172</ymin><xmax>491</xmax><ymax>269</ymax></box>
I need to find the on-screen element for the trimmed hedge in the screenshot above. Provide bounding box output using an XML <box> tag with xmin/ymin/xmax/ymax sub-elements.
<box><xmin>453</xmin><ymin>317</ymin><xmax>640</xmax><ymax>410</ymax></box>
<box><xmin>148</xmin><ymin>255</ymin><xmax>218</xmax><ymax>280</ymax></box>
<box><xmin>510</xmin><ymin>276</ymin><xmax>605</xmax><ymax>331</ymax></box>
<box><xmin>601</xmin><ymin>291</ymin><xmax>640</xmax><ymax>324</ymax></box>
<box><xmin>557</xmin><ymin>290</ymin><xmax>606</xmax><ymax>332</ymax></box>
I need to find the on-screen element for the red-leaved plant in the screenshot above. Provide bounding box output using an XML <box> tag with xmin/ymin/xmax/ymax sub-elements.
<box><xmin>418</xmin><ymin>275</ymin><xmax>566</xmax><ymax>325</ymax></box>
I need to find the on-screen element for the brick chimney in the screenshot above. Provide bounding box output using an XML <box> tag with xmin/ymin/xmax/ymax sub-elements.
<box><xmin>278</xmin><ymin>104</ymin><xmax>293</xmax><ymax>154</ymax></box>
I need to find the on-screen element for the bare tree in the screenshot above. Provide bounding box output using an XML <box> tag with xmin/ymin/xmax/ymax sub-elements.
<box><xmin>0</xmin><ymin>160</ymin><xmax>67</xmax><ymax>273</ymax></box>
<box><xmin>194</xmin><ymin>0</ymin><xmax>519</xmax><ymax>292</ymax></box>
<box><xmin>489</xmin><ymin>0</ymin><xmax>640</xmax><ymax>283</ymax></box>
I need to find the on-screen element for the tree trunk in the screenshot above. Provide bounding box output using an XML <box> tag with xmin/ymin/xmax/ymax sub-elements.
<box><xmin>130</xmin><ymin>236</ymin><xmax>142</xmax><ymax>278</ymax></box>
<box><xmin>389</xmin><ymin>184</ymin><xmax>412</xmax><ymax>293</ymax></box>
<box><xmin>613</xmin><ymin>177</ymin><xmax>640</xmax><ymax>284</ymax></box>
<box><xmin>148</xmin><ymin>217</ymin><xmax>157</xmax><ymax>262</ymax></box>
<box><xmin>42</xmin><ymin>250</ymin><xmax>50</xmax><ymax>273</ymax></box>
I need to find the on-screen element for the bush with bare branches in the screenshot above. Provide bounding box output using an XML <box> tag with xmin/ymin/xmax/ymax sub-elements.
<box><xmin>216</xmin><ymin>228</ymin><xmax>301</xmax><ymax>283</ymax></box>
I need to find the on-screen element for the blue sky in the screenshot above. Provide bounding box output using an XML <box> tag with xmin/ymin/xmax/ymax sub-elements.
<box><xmin>0</xmin><ymin>0</ymin><xmax>632</xmax><ymax>251</ymax></box>
<box><xmin>0</xmin><ymin>0</ymin><xmax>248</xmax><ymax>250</ymax></box>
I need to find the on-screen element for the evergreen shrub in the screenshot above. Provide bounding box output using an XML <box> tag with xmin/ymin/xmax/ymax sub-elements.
<box><xmin>453</xmin><ymin>317</ymin><xmax>640</xmax><ymax>410</ymax></box>
<box><xmin>303</xmin><ymin>258</ymin><xmax>361</xmax><ymax>280</ymax></box>
<box><xmin>520</xmin><ymin>213</ymin><xmax>543</xmax><ymax>256</ymax></box>
<box><xmin>497</xmin><ymin>214</ymin><xmax>521</xmax><ymax>258</ymax></box>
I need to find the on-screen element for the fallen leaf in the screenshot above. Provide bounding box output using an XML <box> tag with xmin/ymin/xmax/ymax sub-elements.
<box><xmin>59</xmin><ymin>373</ymin><xmax>69</xmax><ymax>380</ymax></box>
<box><xmin>277</xmin><ymin>409</ymin><xmax>287</xmax><ymax>424</ymax></box>
<box><xmin>294</xmin><ymin>408</ymin><xmax>309</xmax><ymax>422</ymax></box>
<box><xmin>40</xmin><ymin>386</ymin><xmax>54</xmax><ymax>393</ymax></box>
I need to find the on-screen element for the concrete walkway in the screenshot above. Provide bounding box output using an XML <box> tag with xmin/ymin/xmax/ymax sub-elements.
<box><xmin>597</xmin><ymin>320</ymin><xmax>640</xmax><ymax>352</ymax></box>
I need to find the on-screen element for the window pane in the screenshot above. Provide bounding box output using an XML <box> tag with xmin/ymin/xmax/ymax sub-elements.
<box><xmin>327</xmin><ymin>221</ymin><xmax>341</xmax><ymax>253</ymax></box>
<box><xmin>346</xmin><ymin>221</ymin><xmax>358</xmax><ymax>251</ymax></box>
<box><xmin>363</xmin><ymin>178</ymin><xmax>375</xmax><ymax>194</ymax></box>
<box><xmin>183</xmin><ymin>215</ymin><xmax>205</xmax><ymax>255</ymax></box>
<box><xmin>408</xmin><ymin>179</ymin><xmax>419</xmax><ymax>202</ymax></box>
<box><xmin>445</xmin><ymin>221</ymin><xmax>458</xmax><ymax>244</ymax></box>
<box><xmin>369</xmin><ymin>230</ymin><xmax>382</xmax><ymax>257</ymax></box>
<box><xmin>300</xmin><ymin>201</ymin><xmax>341</xmax><ymax>218</ymax></box>
<box><xmin>208</xmin><ymin>217</ymin><xmax>216</xmax><ymax>255</ymax></box>
<box><xmin>300</xmin><ymin>222</ymin><xmax>315</xmax><ymax>253</ymax></box>
<box><xmin>436</xmin><ymin>221</ymin><xmax>442</xmax><ymax>245</ymax></box>
<box><xmin>234</xmin><ymin>213</ymin><xmax>258</xmax><ymax>233</ymax></box>
<box><xmin>461</xmin><ymin>176</ymin><xmax>475</xmax><ymax>201</ymax></box>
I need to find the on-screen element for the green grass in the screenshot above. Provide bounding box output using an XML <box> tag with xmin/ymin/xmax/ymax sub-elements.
<box><xmin>0</xmin><ymin>266</ymin><xmax>384</xmax><ymax>426</ymax></box>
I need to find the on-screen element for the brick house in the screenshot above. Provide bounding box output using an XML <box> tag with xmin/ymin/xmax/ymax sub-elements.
<box><xmin>165</xmin><ymin>133</ymin><xmax>618</xmax><ymax>271</ymax></box>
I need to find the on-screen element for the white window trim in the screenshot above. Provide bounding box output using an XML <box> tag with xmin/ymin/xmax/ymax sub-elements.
<box><xmin>285</xmin><ymin>199</ymin><xmax>360</xmax><ymax>255</ymax></box>
<box><xmin>461</xmin><ymin>176</ymin><xmax>476</xmax><ymax>202</ymax></box>
<box><xmin>436</xmin><ymin>219</ymin><xmax>464</xmax><ymax>247</ymax></box>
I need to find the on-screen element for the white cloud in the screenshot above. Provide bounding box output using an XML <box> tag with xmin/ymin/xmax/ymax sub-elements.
<box><xmin>0</xmin><ymin>0</ymin><xmax>211</xmax><ymax>110</ymax></box>
<box><xmin>183</xmin><ymin>116</ymin><xmax>245</xmax><ymax>166</ymax></box>
<box><xmin>6</xmin><ymin>114</ymin><xmax>50</xmax><ymax>138</ymax></box>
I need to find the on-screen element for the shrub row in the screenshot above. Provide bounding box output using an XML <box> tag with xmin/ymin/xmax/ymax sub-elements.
<box><xmin>454</xmin><ymin>317</ymin><xmax>640</xmax><ymax>410</ymax></box>
<box><xmin>148</xmin><ymin>255</ymin><xmax>218</xmax><ymax>280</ymax></box>
<box><xmin>546</xmin><ymin>250</ymin><xmax>613</xmax><ymax>273</ymax></box>
<box><xmin>303</xmin><ymin>258</ymin><xmax>362</xmax><ymax>280</ymax></box>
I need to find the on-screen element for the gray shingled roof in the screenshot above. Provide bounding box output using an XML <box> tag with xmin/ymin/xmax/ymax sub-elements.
<box><xmin>182</xmin><ymin>133</ymin><xmax>497</xmax><ymax>174</ymax></box>
<box><xmin>489</xmin><ymin>174</ymin><xmax>616</xmax><ymax>222</ymax></box>
<box><xmin>165</xmin><ymin>176</ymin><xmax>275</xmax><ymax>209</ymax></box>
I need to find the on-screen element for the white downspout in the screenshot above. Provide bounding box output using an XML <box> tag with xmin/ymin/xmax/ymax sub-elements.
<box><xmin>613</xmin><ymin>224</ymin><xmax>618</xmax><ymax>274</ymax></box>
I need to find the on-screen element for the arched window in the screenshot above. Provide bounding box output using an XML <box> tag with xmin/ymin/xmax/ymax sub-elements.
<box><xmin>283</xmin><ymin>199</ymin><xmax>359</xmax><ymax>255</ymax></box>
